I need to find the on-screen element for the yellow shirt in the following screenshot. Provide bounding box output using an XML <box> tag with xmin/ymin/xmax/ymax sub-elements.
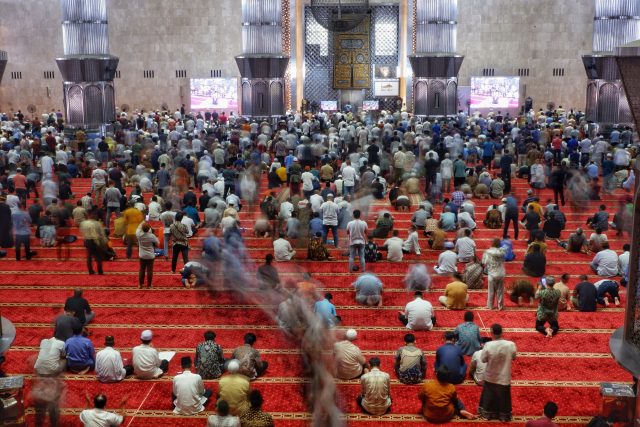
<box><xmin>123</xmin><ymin>208</ymin><xmax>143</xmax><ymax>235</ymax></box>
<box><xmin>276</xmin><ymin>167</ymin><xmax>287</xmax><ymax>182</ymax></box>
<box><xmin>444</xmin><ymin>281</ymin><xmax>468</xmax><ymax>310</ymax></box>
<box><xmin>217</xmin><ymin>373</ymin><xmax>252</xmax><ymax>416</ymax></box>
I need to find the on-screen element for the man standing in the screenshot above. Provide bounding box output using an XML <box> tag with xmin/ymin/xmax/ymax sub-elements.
<box><xmin>482</xmin><ymin>238</ymin><xmax>508</xmax><ymax>310</ymax></box>
<box><xmin>477</xmin><ymin>324</ymin><xmax>517</xmax><ymax>422</ymax></box>
<box><xmin>92</xmin><ymin>166</ymin><xmax>108</xmax><ymax>205</ymax></box>
<box><xmin>453</xmin><ymin>155</ymin><xmax>467</xmax><ymax>189</ymax></box>
<box><xmin>346</xmin><ymin>209</ymin><xmax>368</xmax><ymax>273</ymax></box>
<box><xmin>500</xmin><ymin>150</ymin><xmax>513</xmax><ymax>193</ymax></box>
<box><xmin>320</xmin><ymin>194</ymin><xmax>340</xmax><ymax>248</ymax></box>
<box><xmin>104</xmin><ymin>180</ymin><xmax>121</xmax><ymax>228</ymax></box>
<box><xmin>342</xmin><ymin>161</ymin><xmax>356</xmax><ymax>201</ymax></box>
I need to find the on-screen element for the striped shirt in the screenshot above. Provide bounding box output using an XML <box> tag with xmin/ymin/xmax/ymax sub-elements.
<box><xmin>360</xmin><ymin>368</ymin><xmax>392</xmax><ymax>415</ymax></box>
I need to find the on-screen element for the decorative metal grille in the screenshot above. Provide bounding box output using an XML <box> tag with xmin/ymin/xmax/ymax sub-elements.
<box><xmin>242</xmin><ymin>81</ymin><xmax>252</xmax><ymax>116</ymax></box>
<box><xmin>85</xmin><ymin>84</ymin><xmax>104</xmax><ymax>125</ymax></box>
<box><xmin>619</xmin><ymin>86</ymin><xmax>632</xmax><ymax>124</ymax></box>
<box><xmin>379</xmin><ymin>98</ymin><xmax>398</xmax><ymax>112</ymax></box>
<box><xmin>414</xmin><ymin>80</ymin><xmax>428</xmax><ymax>115</ymax></box>
<box><xmin>271</xmin><ymin>81</ymin><xmax>284</xmax><ymax>116</ymax></box>
<box><xmin>446</xmin><ymin>80</ymin><xmax>457</xmax><ymax>115</ymax></box>
<box><xmin>68</xmin><ymin>85</ymin><xmax>84</xmax><ymax>125</ymax></box>
<box><xmin>104</xmin><ymin>84</ymin><xmax>115</xmax><ymax>123</ymax></box>
<box><xmin>598</xmin><ymin>83</ymin><xmax>619</xmax><ymax>123</ymax></box>
<box><xmin>282</xmin><ymin>0</ymin><xmax>292</xmax><ymax>110</ymax></box>
<box><xmin>304</xmin><ymin>6</ymin><xmax>339</xmax><ymax>105</ymax></box>
<box><xmin>586</xmin><ymin>82</ymin><xmax>597</xmax><ymax>121</ymax></box>
<box><xmin>365</xmin><ymin>5</ymin><xmax>400</xmax><ymax>102</ymax></box>
<box><xmin>430</xmin><ymin>80</ymin><xmax>446</xmax><ymax>116</ymax></box>
<box><xmin>304</xmin><ymin>4</ymin><xmax>399</xmax><ymax>107</ymax></box>
<box><xmin>253</xmin><ymin>81</ymin><xmax>269</xmax><ymax>117</ymax></box>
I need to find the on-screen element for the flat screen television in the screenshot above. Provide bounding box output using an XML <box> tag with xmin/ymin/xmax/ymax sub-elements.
<box><xmin>470</xmin><ymin>77</ymin><xmax>520</xmax><ymax>109</ymax></box>
<box><xmin>363</xmin><ymin>100</ymin><xmax>379</xmax><ymax>111</ymax></box>
<box><xmin>190</xmin><ymin>78</ymin><xmax>238</xmax><ymax>111</ymax></box>
<box><xmin>320</xmin><ymin>100</ymin><xmax>338</xmax><ymax>111</ymax></box>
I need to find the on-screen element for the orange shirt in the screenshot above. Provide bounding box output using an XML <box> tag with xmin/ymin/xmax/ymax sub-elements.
<box><xmin>418</xmin><ymin>380</ymin><xmax>458</xmax><ymax>423</ymax></box>
<box><xmin>295</xmin><ymin>281</ymin><xmax>316</xmax><ymax>304</ymax></box>
<box><xmin>123</xmin><ymin>208</ymin><xmax>143</xmax><ymax>235</ymax></box>
<box><xmin>175</xmin><ymin>167</ymin><xmax>189</xmax><ymax>187</ymax></box>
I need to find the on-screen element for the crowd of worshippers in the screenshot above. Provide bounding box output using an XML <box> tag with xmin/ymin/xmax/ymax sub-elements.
<box><xmin>7</xmin><ymin>103</ymin><xmax>635</xmax><ymax>425</ymax></box>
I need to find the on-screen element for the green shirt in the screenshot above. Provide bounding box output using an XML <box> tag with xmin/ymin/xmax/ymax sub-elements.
<box><xmin>535</xmin><ymin>288</ymin><xmax>560</xmax><ymax>322</ymax></box>
<box><xmin>453</xmin><ymin>160</ymin><xmax>467</xmax><ymax>178</ymax></box>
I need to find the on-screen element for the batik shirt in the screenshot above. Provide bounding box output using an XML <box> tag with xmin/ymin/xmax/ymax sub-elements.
<box><xmin>195</xmin><ymin>340</ymin><xmax>225</xmax><ymax>379</ymax></box>
<box><xmin>454</xmin><ymin>321</ymin><xmax>482</xmax><ymax>356</ymax></box>
<box><xmin>535</xmin><ymin>288</ymin><xmax>561</xmax><ymax>322</ymax></box>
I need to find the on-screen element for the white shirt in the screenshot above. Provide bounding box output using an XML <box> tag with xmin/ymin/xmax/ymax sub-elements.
<box><xmin>132</xmin><ymin>344</ymin><xmax>163</xmax><ymax>379</ymax></box>
<box><xmin>273</xmin><ymin>238</ymin><xmax>293</xmax><ymax>262</ymax></box>
<box><xmin>436</xmin><ymin>251</ymin><xmax>458</xmax><ymax>274</ymax></box>
<box><xmin>279</xmin><ymin>201</ymin><xmax>294</xmax><ymax>219</ymax></box>
<box><xmin>6</xmin><ymin>195</ymin><xmax>20</xmax><ymax>212</ymax></box>
<box><xmin>96</xmin><ymin>346</ymin><xmax>127</xmax><ymax>383</ymax></box>
<box><xmin>181</xmin><ymin>217</ymin><xmax>196</xmax><ymax>237</ymax></box>
<box><xmin>440</xmin><ymin>158</ymin><xmax>453</xmax><ymax>179</ymax></box>
<box><xmin>455</xmin><ymin>237</ymin><xmax>476</xmax><ymax>262</ymax></box>
<box><xmin>342</xmin><ymin>166</ymin><xmax>356</xmax><ymax>186</ymax></box>
<box><xmin>320</xmin><ymin>201</ymin><xmax>340</xmax><ymax>226</ymax></box>
<box><xmin>346</xmin><ymin>219</ymin><xmax>368</xmax><ymax>245</ymax></box>
<box><xmin>41</xmin><ymin>156</ymin><xmax>54</xmax><ymax>173</ymax></box>
<box><xmin>309</xmin><ymin>194</ymin><xmax>324</xmax><ymax>212</ymax></box>
<box><xmin>470</xmin><ymin>349</ymin><xmax>486</xmax><ymax>385</ymax></box>
<box><xmin>458</xmin><ymin>212</ymin><xmax>476</xmax><ymax>229</ymax></box>
<box><xmin>92</xmin><ymin>169</ymin><xmax>107</xmax><ymax>185</ymax></box>
<box><xmin>481</xmin><ymin>338</ymin><xmax>517</xmax><ymax>386</ymax></box>
<box><xmin>34</xmin><ymin>337</ymin><xmax>66</xmax><ymax>375</ymax></box>
<box><xmin>148</xmin><ymin>201</ymin><xmax>162</xmax><ymax>221</ymax></box>
<box><xmin>80</xmin><ymin>408</ymin><xmax>123</xmax><ymax>427</ymax></box>
<box><xmin>173</xmin><ymin>370</ymin><xmax>207</xmax><ymax>415</ymax></box>
<box><xmin>383</xmin><ymin>237</ymin><xmax>404</xmax><ymax>262</ymax></box>
<box><xmin>301</xmin><ymin>171</ymin><xmax>315</xmax><ymax>191</ymax></box>
<box><xmin>404</xmin><ymin>298</ymin><xmax>434</xmax><ymax>331</ymax></box>
<box><xmin>403</xmin><ymin>231</ymin><xmax>420</xmax><ymax>254</ymax></box>
<box><xmin>619</xmin><ymin>252</ymin><xmax>630</xmax><ymax>276</ymax></box>
<box><xmin>592</xmin><ymin>249</ymin><xmax>619</xmax><ymax>278</ymax></box>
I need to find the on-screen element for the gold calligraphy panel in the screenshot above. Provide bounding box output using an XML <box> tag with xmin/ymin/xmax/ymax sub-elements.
<box><xmin>333</xmin><ymin>14</ymin><xmax>371</xmax><ymax>89</ymax></box>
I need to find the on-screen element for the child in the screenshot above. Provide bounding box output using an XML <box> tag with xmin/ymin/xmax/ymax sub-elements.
<box><xmin>364</xmin><ymin>233</ymin><xmax>382</xmax><ymax>262</ymax></box>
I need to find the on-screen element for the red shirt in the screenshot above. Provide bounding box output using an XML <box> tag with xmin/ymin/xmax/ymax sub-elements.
<box><xmin>219</xmin><ymin>114</ymin><xmax>228</xmax><ymax>124</ymax></box>
<box><xmin>552</xmin><ymin>138</ymin><xmax>562</xmax><ymax>150</ymax></box>
<box><xmin>45</xmin><ymin>135</ymin><xmax>57</xmax><ymax>151</ymax></box>
<box><xmin>12</xmin><ymin>174</ymin><xmax>27</xmax><ymax>190</ymax></box>
<box><xmin>525</xmin><ymin>418</ymin><xmax>559</xmax><ymax>427</ymax></box>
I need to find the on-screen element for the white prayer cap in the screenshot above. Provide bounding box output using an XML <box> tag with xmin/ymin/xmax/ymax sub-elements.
<box><xmin>228</xmin><ymin>360</ymin><xmax>240</xmax><ymax>373</ymax></box>
<box><xmin>140</xmin><ymin>330</ymin><xmax>153</xmax><ymax>340</ymax></box>
<box><xmin>345</xmin><ymin>329</ymin><xmax>357</xmax><ymax>341</ymax></box>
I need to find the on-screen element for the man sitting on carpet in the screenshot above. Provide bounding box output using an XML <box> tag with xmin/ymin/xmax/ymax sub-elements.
<box><xmin>395</xmin><ymin>333</ymin><xmax>427</xmax><ymax>384</ymax></box>
<box><xmin>34</xmin><ymin>333</ymin><xmax>67</xmax><ymax>377</ymax></box>
<box><xmin>334</xmin><ymin>329</ymin><xmax>370</xmax><ymax>380</ymax></box>
<box><xmin>357</xmin><ymin>357</ymin><xmax>392</xmax><ymax>415</ymax></box>
<box><xmin>418</xmin><ymin>365</ymin><xmax>475</xmax><ymax>422</ymax></box>
<box><xmin>525</xmin><ymin>402</ymin><xmax>560</xmax><ymax>427</ymax></box>
<box><xmin>230</xmin><ymin>333</ymin><xmax>268</xmax><ymax>381</ymax></box>
<box><xmin>132</xmin><ymin>330</ymin><xmax>169</xmax><ymax>379</ymax></box>
<box><xmin>217</xmin><ymin>360</ymin><xmax>252</xmax><ymax>416</ymax></box>
<box><xmin>96</xmin><ymin>335</ymin><xmax>134</xmax><ymax>383</ymax></box>
<box><xmin>434</xmin><ymin>242</ymin><xmax>458</xmax><ymax>275</ymax></box>
<box><xmin>434</xmin><ymin>331</ymin><xmax>467</xmax><ymax>384</ymax></box>
<box><xmin>398</xmin><ymin>291</ymin><xmax>435</xmax><ymax>331</ymax></box>
<box><xmin>172</xmin><ymin>356</ymin><xmax>213</xmax><ymax>415</ymax></box>
<box><xmin>590</xmin><ymin>242</ymin><xmax>619</xmax><ymax>278</ymax></box>
<box><xmin>352</xmin><ymin>272</ymin><xmax>384</xmax><ymax>307</ymax></box>
<box><xmin>65</xmin><ymin>324</ymin><xmax>95</xmax><ymax>374</ymax></box>
<box><xmin>80</xmin><ymin>393</ymin><xmax>128</xmax><ymax>427</ymax></box>
<box><xmin>534</xmin><ymin>276</ymin><xmax>561</xmax><ymax>339</ymax></box>
<box><xmin>240</xmin><ymin>390</ymin><xmax>275</xmax><ymax>427</ymax></box>
<box><xmin>556</xmin><ymin>228</ymin><xmax>588</xmax><ymax>254</ymax></box>
<box><xmin>439</xmin><ymin>272</ymin><xmax>469</xmax><ymax>309</ymax></box>
<box><xmin>65</xmin><ymin>288</ymin><xmax>95</xmax><ymax>327</ymax></box>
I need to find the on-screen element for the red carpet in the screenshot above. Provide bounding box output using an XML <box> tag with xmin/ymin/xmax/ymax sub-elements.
<box><xmin>1</xmin><ymin>176</ymin><xmax>631</xmax><ymax>426</ymax></box>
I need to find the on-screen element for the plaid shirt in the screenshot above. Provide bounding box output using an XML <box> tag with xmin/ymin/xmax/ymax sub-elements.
<box><xmin>360</xmin><ymin>368</ymin><xmax>392</xmax><ymax>415</ymax></box>
<box><xmin>451</xmin><ymin>191</ymin><xmax>465</xmax><ymax>206</ymax></box>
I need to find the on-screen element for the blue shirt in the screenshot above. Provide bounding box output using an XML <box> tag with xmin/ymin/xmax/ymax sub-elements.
<box><xmin>587</xmin><ymin>164</ymin><xmax>599</xmax><ymax>179</ymax></box>
<box><xmin>11</xmin><ymin>211</ymin><xmax>31</xmax><ymax>235</ymax></box>
<box><xmin>184</xmin><ymin>206</ymin><xmax>200</xmax><ymax>225</ymax></box>
<box><xmin>454</xmin><ymin>322</ymin><xmax>482</xmax><ymax>356</ymax></box>
<box><xmin>314</xmin><ymin>299</ymin><xmax>338</xmax><ymax>328</ymax></box>
<box><xmin>202</xmin><ymin>236</ymin><xmax>222</xmax><ymax>261</ymax></box>
<box><xmin>531</xmin><ymin>129</ymin><xmax>540</xmax><ymax>142</ymax></box>
<box><xmin>309</xmin><ymin>217</ymin><xmax>324</xmax><ymax>237</ymax></box>
<box><xmin>501</xmin><ymin>239</ymin><xmax>515</xmax><ymax>261</ymax></box>
<box><xmin>602</xmin><ymin>160</ymin><xmax>614</xmax><ymax>177</ymax></box>
<box><xmin>482</xmin><ymin>142</ymin><xmax>494</xmax><ymax>158</ymax></box>
<box><xmin>284</xmin><ymin>155</ymin><xmax>295</xmax><ymax>173</ymax></box>
<box><xmin>65</xmin><ymin>334</ymin><xmax>95</xmax><ymax>368</ymax></box>
<box><xmin>67</xmin><ymin>164</ymin><xmax>79</xmax><ymax>178</ymax></box>
<box><xmin>434</xmin><ymin>343</ymin><xmax>467</xmax><ymax>383</ymax></box>
<box><xmin>567</xmin><ymin>139</ymin><xmax>579</xmax><ymax>152</ymax></box>
<box><xmin>505</xmin><ymin>196</ymin><xmax>517</xmax><ymax>207</ymax></box>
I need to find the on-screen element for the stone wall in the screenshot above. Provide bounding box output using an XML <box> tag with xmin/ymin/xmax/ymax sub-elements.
<box><xmin>0</xmin><ymin>0</ymin><xmax>242</xmax><ymax>116</ymax></box>
<box><xmin>0</xmin><ymin>0</ymin><xmax>594</xmax><ymax>116</ymax></box>
<box><xmin>457</xmin><ymin>0</ymin><xmax>594</xmax><ymax>113</ymax></box>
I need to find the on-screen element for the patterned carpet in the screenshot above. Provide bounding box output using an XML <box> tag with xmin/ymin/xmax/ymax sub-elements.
<box><xmin>0</xmin><ymin>176</ymin><xmax>631</xmax><ymax>426</ymax></box>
